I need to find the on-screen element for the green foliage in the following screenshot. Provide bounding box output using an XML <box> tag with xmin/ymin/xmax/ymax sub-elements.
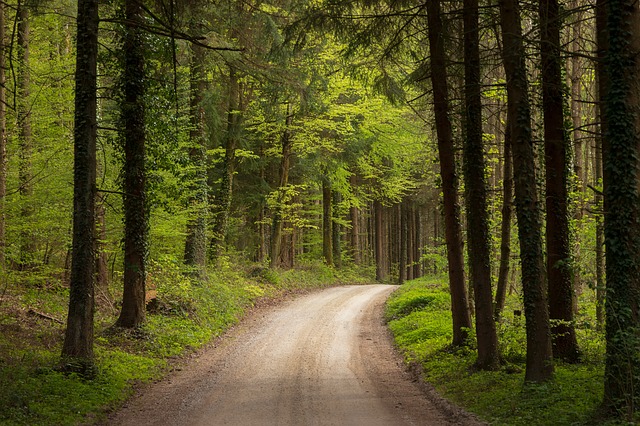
<box><xmin>387</xmin><ymin>277</ymin><xmax>607</xmax><ymax>425</ymax></box>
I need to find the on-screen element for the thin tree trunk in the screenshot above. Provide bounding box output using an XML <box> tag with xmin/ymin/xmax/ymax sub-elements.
<box><xmin>350</xmin><ymin>176</ymin><xmax>361</xmax><ymax>265</ymax></box>
<box><xmin>62</xmin><ymin>0</ymin><xmax>98</xmax><ymax>368</ymax></box>
<box><xmin>332</xmin><ymin>190</ymin><xmax>342</xmax><ymax>268</ymax></box>
<box><xmin>184</xmin><ymin>43</ymin><xmax>208</xmax><ymax>272</ymax></box>
<box><xmin>116</xmin><ymin>0</ymin><xmax>147</xmax><ymax>328</ymax></box>
<box><xmin>498</xmin><ymin>0</ymin><xmax>554</xmax><ymax>382</ymax></box>
<box><xmin>426</xmin><ymin>0</ymin><xmax>472</xmax><ymax>347</ymax></box>
<box><xmin>17</xmin><ymin>2</ymin><xmax>33</xmax><ymax>269</ymax></box>
<box><xmin>399</xmin><ymin>201</ymin><xmax>407</xmax><ymax>284</ymax></box>
<box><xmin>0</xmin><ymin>1</ymin><xmax>6</xmax><ymax>267</ymax></box>
<box><xmin>322</xmin><ymin>178</ymin><xmax>333</xmax><ymax>266</ymax></box>
<box><xmin>374</xmin><ymin>200</ymin><xmax>387</xmax><ymax>281</ymax></box>
<box><xmin>494</xmin><ymin>118</ymin><xmax>513</xmax><ymax>320</ymax></box>
<box><xmin>540</xmin><ymin>0</ymin><xmax>580</xmax><ymax>362</ymax></box>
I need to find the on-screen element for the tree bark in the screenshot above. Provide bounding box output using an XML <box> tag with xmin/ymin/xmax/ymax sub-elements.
<box><xmin>116</xmin><ymin>0</ymin><xmax>147</xmax><ymax>328</ymax></box>
<box><xmin>498</xmin><ymin>0</ymin><xmax>554</xmax><ymax>382</ymax></box>
<box><xmin>62</xmin><ymin>0</ymin><xmax>98</xmax><ymax>368</ymax></box>
<box><xmin>426</xmin><ymin>0</ymin><xmax>472</xmax><ymax>347</ymax></box>
<box><xmin>540</xmin><ymin>0</ymin><xmax>580</xmax><ymax>362</ymax></box>
<box><xmin>602</xmin><ymin>0</ymin><xmax>640</xmax><ymax>414</ymax></box>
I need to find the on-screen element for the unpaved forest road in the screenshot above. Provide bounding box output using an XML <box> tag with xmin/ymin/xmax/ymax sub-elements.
<box><xmin>106</xmin><ymin>285</ymin><xmax>485</xmax><ymax>426</ymax></box>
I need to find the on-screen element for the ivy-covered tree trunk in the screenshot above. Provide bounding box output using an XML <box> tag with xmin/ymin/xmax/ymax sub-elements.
<box><xmin>494</xmin><ymin>117</ymin><xmax>513</xmax><ymax>320</ymax></box>
<box><xmin>116</xmin><ymin>0</ymin><xmax>147</xmax><ymax>329</ymax></box>
<box><xmin>210</xmin><ymin>66</ymin><xmax>241</xmax><ymax>262</ymax></box>
<box><xmin>540</xmin><ymin>0</ymin><xmax>580</xmax><ymax>362</ymax></box>
<box><xmin>426</xmin><ymin>0</ymin><xmax>472</xmax><ymax>347</ymax></box>
<box><xmin>322</xmin><ymin>178</ymin><xmax>333</xmax><ymax>266</ymax></box>
<box><xmin>62</xmin><ymin>0</ymin><xmax>98</xmax><ymax>368</ymax></box>
<box><xmin>184</xmin><ymin>43</ymin><xmax>208</xmax><ymax>272</ymax></box>
<box><xmin>602</xmin><ymin>0</ymin><xmax>640</xmax><ymax>414</ymax></box>
<box><xmin>463</xmin><ymin>0</ymin><xmax>499</xmax><ymax>370</ymax></box>
<box><xmin>17</xmin><ymin>1</ymin><xmax>34</xmax><ymax>269</ymax></box>
<box><xmin>498</xmin><ymin>0</ymin><xmax>554</xmax><ymax>382</ymax></box>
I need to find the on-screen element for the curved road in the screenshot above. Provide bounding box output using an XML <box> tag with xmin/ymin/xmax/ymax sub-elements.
<box><xmin>107</xmin><ymin>285</ymin><xmax>483</xmax><ymax>426</ymax></box>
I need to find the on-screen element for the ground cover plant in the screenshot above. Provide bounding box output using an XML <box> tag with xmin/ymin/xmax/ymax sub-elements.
<box><xmin>386</xmin><ymin>276</ymin><xmax>612</xmax><ymax>426</ymax></box>
<box><xmin>0</xmin><ymin>259</ymin><xmax>369</xmax><ymax>426</ymax></box>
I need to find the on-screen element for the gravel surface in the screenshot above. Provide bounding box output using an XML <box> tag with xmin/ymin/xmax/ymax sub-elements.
<box><xmin>104</xmin><ymin>285</ymin><xmax>486</xmax><ymax>426</ymax></box>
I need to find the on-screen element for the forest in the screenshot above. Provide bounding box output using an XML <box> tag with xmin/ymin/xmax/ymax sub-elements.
<box><xmin>0</xmin><ymin>0</ymin><xmax>639</xmax><ymax>424</ymax></box>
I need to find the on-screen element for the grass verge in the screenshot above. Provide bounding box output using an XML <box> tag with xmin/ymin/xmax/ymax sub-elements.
<box><xmin>386</xmin><ymin>276</ymin><xmax>611</xmax><ymax>426</ymax></box>
<box><xmin>0</xmin><ymin>258</ymin><xmax>372</xmax><ymax>426</ymax></box>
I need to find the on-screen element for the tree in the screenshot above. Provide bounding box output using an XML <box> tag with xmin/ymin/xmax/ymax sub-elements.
<box><xmin>116</xmin><ymin>0</ymin><xmax>147</xmax><ymax>328</ymax></box>
<box><xmin>0</xmin><ymin>0</ymin><xmax>6</xmax><ymax>267</ymax></box>
<box><xmin>61</xmin><ymin>0</ymin><xmax>99</xmax><ymax>369</ymax></box>
<box><xmin>17</xmin><ymin>0</ymin><xmax>34</xmax><ymax>269</ymax></box>
<box><xmin>601</xmin><ymin>0</ymin><xmax>640</xmax><ymax>414</ymax></box>
<box><xmin>462</xmin><ymin>0</ymin><xmax>499</xmax><ymax>369</ymax></box>
<box><xmin>498</xmin><ymin>0</ymin><xmax>554</xmax><ymax>382</ymax></box>
<box><xmin>540</xmin><ymin>0</ymin><xmax>580</xmax><ymax>362</ymax></box>
<box><xmin>426</xmin><ymin>0</ymin><xmax>473</xmax><ymax>347</ymax></box>
<box><xmin>183</xmin><ymin>42</ymin><xmax>208</xmax><ymax>272</ymax></box>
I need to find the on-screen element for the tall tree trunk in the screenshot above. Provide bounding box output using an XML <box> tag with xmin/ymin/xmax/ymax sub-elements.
<box><xmin>350</xmin><ymin>175</ymin><xmax>361</xmax><ymax>265</ymax></box>
<box><xmin>116</xmin><ymin>0</ymin><xmax>147</xmax><ymax>328</ymax></box>
<box><xmin>426</xmin><ymin>0</ymin><xmax>472</xmax><ymax>347</ymax></box>
<box><xmin>0</xmin><ymin>1</ymin><xmax>6</xmax><ymax>267</ymax></box>
<box><xmin>62</xmin><ymin>0</ymin><xmax>98</xmax><ymax>369</ymax></box>
<box><xmin>210</xmin><ymin>66</ymin><xmax>241</xmax><ymax>261</ymax></box>
<box><xmin>332</xmin><ymin>190</ymin><xmax>342</xmax><ymax>269</ymax></box>
<box><xmin>17</xmin><ymin>2</ymin><xmax>33</xmax><ymax>269</ymax></box>
<box><xmin>463</xmin><ymin>0</ymin><xmax>500</xmax><ymax>370</ymax></box>
<box><xmin>595</xmin><ymin>96</ymin><xmax>605</xmax><ymax>330</ymax></box>
<box><xmin>269</xmin><ymin>107</ymin><xmax>293</xmax><ymax>269</ymax></box>
<box><xmin>413</xmin><ymin>205</ymin><xmax>422</xmax><ymax>279</ymax></box>
<box><xmin>95</xmin><ymin>193</ymin><xmax>109</xmax><ymax>304</ymax></box>
<box><xmin>595</xmin><ymin>0</ymin><xmax>609</xmax><ymax>333</ymax></box>
<box><xmin>494</xmin><ymin>118</ymin><xmax>513</xmax><ymax>320</ymax></box>
<box><xmin>184</xmin><ymin>43</ymin><xmax>208</xmax><ymax>272</ymax></box>
<box><xmin>540</xmin><ymin>0</ymin><xmax>580</xmax><ymax>362</ymax></box>
<box><xmin>399</xmin><ymin>201</ymin><xmax>407</xmax><ymax>284</ymax></box>
<box><xmin>498</xmin><ymin>0</ymin><xmax>554</xmax><ymax>382</ymax></box>
<box><xmin>322</xmin><ymin>178</ymin><xmax>333</xmax><ymax>266</ymax></box>
<box><xmin>602</xmin><ymin>0</ymin><xmax>640</xmax><ymax>414</ymax></box>
<box><xmin>374</xmin><ymin>200</ymin><xmax>388</xmax><ymax>281</ymax></box>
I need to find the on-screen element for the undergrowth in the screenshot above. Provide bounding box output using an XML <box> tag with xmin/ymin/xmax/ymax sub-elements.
<box><xmin>386</xmin><ymin>276</ymin><xmax>611</xmax><ymax>426</ymax></box>
<box><xmin>0</xmin><ymin>257</ymin><xmax>370</xmax><ymax>426</ymax></box>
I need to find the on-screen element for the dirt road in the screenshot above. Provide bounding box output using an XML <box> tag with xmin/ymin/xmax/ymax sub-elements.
<box><xmin>106</xmin><ymin>285</ymin><xmax>484</xmax><ymax>426</ymax></box>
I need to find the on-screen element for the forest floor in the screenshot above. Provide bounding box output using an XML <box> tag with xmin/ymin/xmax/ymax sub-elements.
<box><xmin>103</xmin><ymin>285</ymin><xmax>485</xmax><ymax>426</ymax></box>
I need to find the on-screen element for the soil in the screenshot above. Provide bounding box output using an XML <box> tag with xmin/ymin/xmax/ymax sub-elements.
<box><xmin>103</xmin><ymin>285</ymin><xmax>486</xmax><ymax>426</ymax></box>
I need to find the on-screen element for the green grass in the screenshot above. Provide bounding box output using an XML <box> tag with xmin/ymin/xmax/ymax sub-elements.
<box><xmin>386</xmin><ymin>276</ymin><xmax>612</xmax><ymax>426</ymax></box>
<box><xmin>0</xmin><ymin>257</ymin><xmax>367</xmax><ymax>425</ymax></box>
